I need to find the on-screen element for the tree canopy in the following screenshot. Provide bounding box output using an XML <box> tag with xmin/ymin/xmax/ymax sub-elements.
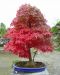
<box><xmin>0</xmin><ymin>22</ymin><xmax>6</xmax><ymax>37</ymax></box>
<box><xmin>4</xmin><ymin>4</ymin><xmax>53</xmax><ymax>58</ymax></box>
<box><xmin>51</xmin><ymin>21</ymin><xmax>60</xmax><ymax>51</ymax></box>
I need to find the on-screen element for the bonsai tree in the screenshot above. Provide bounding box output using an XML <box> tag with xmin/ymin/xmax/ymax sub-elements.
<box><xmin>4</xmin><ymin>4</ymin><xmax>53</xmax><ymax>67</ymax></box>
<box><xmin>51</xmin><ymin>21</ymin><xmax>60</xmax><ymax>51</ymax></box>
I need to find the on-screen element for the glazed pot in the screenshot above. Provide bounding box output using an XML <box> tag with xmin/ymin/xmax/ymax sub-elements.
<box><xmin>11</xmin><ymin>62</ymin><xmax>49</xmax><ymax>75</ymax></box>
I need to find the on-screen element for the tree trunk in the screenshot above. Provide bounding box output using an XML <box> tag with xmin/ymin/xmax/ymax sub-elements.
<box><xmin>29</xmin><ymin>48</ymin><xmax>32</xmax><ymax>62</ymax></box>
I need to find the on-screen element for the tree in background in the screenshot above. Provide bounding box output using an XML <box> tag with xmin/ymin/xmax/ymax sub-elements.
<box><xmin>0</xmin><ymin>22</ymin><xmax>7</xmax><ymax>37</ymax></box>
<box><xmin>51</xmin><ymin>20</ymin><xmax>60</xmax><ymax>51</ymax></box>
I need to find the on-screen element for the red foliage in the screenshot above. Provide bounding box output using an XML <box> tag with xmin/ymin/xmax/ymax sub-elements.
<box><xmin>11</xmin><ymin>4</ymin><xmax>46</xmax><ymax>30</ymax></box>
<box><xmin>4</xmin><ymin>4</ymin><xmax>53</xmax><ymax>58</ymax></box>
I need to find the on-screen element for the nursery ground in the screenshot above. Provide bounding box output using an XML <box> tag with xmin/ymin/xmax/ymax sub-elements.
<box><xmin>0</xmin><ymin>47</ymin><xmax>60</xmax><ymax>75</ymax></box>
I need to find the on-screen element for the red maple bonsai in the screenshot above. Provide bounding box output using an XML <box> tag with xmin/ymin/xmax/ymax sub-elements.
<box><xmin>4</xmin><ymin>4</ymin><xmax>53</xmax><ymax>67</ymax></box>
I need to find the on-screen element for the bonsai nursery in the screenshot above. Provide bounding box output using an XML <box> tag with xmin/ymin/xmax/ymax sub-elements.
<box><xmin>4</xmin><ymin>4</ymin><xmax>53</xmax><ymax>75</ymax></box>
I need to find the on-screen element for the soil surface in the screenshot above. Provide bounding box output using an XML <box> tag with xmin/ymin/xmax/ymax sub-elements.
<box><xmin>15</xmin><ymin>61</ymin><xmax>45</xmax><ymax>68</ymax></box>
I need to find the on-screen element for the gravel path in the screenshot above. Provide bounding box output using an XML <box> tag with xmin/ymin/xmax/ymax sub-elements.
<box><xmin>0</xmin><ymin>48</ymin><xmax>60</xmax><ymax>75</ymax></box>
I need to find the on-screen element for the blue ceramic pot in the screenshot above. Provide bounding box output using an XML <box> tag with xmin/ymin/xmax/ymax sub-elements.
<box><xmin>13</xmin><ymin>64</ymin><xmax>46</xmax><ymax>73</ymax></box>
<box><xmin>12</xmin><ymin>62</ymin><xmax>49</xmax><ymax>75</ymax></box>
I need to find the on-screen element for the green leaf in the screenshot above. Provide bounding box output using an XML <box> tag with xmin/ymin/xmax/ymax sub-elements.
<box><xmin>51</xmin><ymin>26</ymin><xmax>58</xmax><ymax>33</ymax></box>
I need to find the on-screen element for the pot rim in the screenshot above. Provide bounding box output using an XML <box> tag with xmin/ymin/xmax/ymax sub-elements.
<box><xmin>13</xmin><ymin>64</ymin><xmax>46</xmax><ymax>69</ymax></box>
